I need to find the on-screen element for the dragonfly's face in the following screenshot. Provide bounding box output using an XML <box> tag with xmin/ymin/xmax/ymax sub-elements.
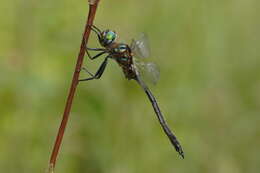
<box><xmin>99</xmin><ymin>30</ymin><xmax>117</xmax><ymax>47</ymax></box>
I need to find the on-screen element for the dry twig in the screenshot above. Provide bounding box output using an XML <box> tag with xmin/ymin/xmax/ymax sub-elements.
<box><xmin>48</xmin><ymin>0</ymin><xmax>101</xmax><ymax>172</ymax></box>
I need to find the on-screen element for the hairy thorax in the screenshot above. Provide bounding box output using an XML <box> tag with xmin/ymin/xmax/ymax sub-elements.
<box><xmin>108</xmin><ymin>43</ymin><xmax>137</xmax><ymax>80</ymax></box>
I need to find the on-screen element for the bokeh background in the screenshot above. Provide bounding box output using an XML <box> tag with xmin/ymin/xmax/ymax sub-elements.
<box><xmin>1</xmin><ymin>0</ymin><xmax>260</xmax><ymax>172</ymax></box>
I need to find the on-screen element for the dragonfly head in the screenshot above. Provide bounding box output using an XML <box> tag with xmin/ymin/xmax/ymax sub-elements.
<box><xmin>99</xmin><ymin>30</ymin><xmax>117</xmax><ymax>47</ymax></box>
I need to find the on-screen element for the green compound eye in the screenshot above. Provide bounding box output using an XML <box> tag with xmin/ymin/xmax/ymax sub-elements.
<box><xmin>106</xmin><ymin>31</ymin><xmax>116</xmax><ymax>41</ymax></box>
<box><xmin>100</xmin><ymin>30</ymin><xmax>117</xmax><ymax>46</ymax></box>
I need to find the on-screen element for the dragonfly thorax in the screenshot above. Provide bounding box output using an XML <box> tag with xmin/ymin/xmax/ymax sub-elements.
<box><xmin>114</xmin><ymin>43</ymin><xmax>128</xmax><ymax>53</ymax></box>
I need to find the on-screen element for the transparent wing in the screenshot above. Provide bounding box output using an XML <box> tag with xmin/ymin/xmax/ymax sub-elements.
<box><xmin>130</xmin><ymin>33</ymin><xmax>151</xmax><ymax>58</ymax></box>
<box><xmin>133</xmin><ymin>58</ymin><xmax>160</xmax><ymax>85</ymax></box>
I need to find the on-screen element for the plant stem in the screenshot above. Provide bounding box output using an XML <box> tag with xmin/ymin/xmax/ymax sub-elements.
<box><xmin>48</xmin><ymin>0</ymin><xmax>100</xmax><ymax>172</ymax></box>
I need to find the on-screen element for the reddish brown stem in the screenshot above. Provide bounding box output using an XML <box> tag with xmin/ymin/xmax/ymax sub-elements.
<box><xmin>48</xmin><ymin>0</ymin><xmax>100</xmax><ymax>171</ymax></box>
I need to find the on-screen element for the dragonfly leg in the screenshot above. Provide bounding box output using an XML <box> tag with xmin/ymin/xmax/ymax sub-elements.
<box><xmin>83</xmin><ymin>36</ymin><xmax>106</xmax><ymax>60</ymax></box>
<box><xmin>79</xmin><ymin>56</ymin><xmax>109</xmax><ymax>82</ymax></box>
<box><xmin>84</xmin><ymin>24</ymin><xmax>106</xmax><ymax>60</ymax></box>
<box><xmin>91</xmin><ymin>25</ymin><xmax>102</xmax><ymax>36</ymax></box>
<box><xmin>91</xmin><ymin>25</ymin><xmax>102</xmax><ymax>33</ymax></box>
<box><xmin>87</xmin><ymin>24</ymin><xmax>101</xmax><ymax>37</ymax></box>
<box><xmin>87</xmin><ymin>50</ymin><xmax>108</xmax><ymax>60</ymax></box>
<box><xmin>81</xmin><ymin>67</ymin><xmax>94</xmax><ymax>77</ymax></box>
<box><xmin>86</xmin><ymin>47</ymin><xmax>105</xmax><ymax>51</ymax></box>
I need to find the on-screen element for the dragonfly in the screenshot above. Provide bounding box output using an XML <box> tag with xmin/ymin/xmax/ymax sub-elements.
<box><xmin>79</xmin><ymin>25</ymin><xmax>184</xmax><ymax>158</ymax></box>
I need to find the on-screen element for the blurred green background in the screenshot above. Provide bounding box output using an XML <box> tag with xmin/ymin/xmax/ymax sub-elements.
<box><xmin>1</xmin><ymin>0</ymin><xmax>260</xmax><ymax>172</ymax></box>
